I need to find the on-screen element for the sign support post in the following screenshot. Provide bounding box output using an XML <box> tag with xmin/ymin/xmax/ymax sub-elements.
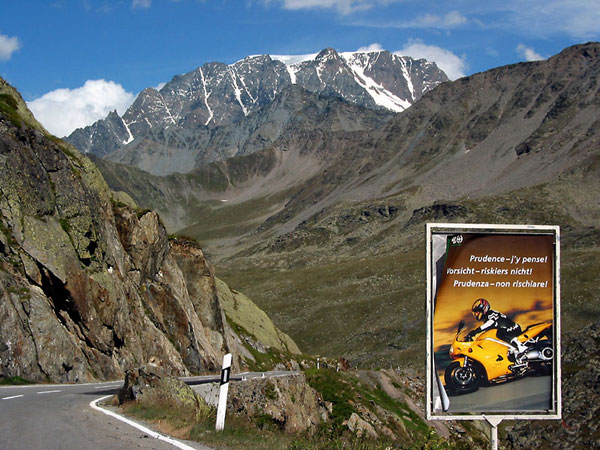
<box><xmin>215</xmin><ymin>353</ymin><xmax>232</xmax><ymax>431</ymax></box>
<box><xmin>484</xmin><ymin>416</ymin><xmax>503</xmax><ymax>450</ymax></box>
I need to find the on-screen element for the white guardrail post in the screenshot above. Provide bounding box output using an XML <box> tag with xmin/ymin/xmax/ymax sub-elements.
<box><xmin>484</xmin><ymin>416</ymin><xmax>503</xmax><ymax>450</ymax></box>
<box><xmin>215</xmin><ymin>353</ymin><xmax>232</xmax><ymax>431</ymax></box>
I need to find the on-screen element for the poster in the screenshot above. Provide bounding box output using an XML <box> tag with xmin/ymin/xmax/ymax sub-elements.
<box><xmin>426</xmin><ymin>224</ymin><xmax>561</xmax><ymax>420</ymax></box>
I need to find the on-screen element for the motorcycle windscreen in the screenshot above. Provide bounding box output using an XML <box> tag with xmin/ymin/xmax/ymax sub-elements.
<box><xmin>432</xmin><ymin>232</ymin><xmax>555</xmax><ymax>414</ymax></box>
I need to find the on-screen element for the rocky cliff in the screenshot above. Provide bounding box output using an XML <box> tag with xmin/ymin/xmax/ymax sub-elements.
<box><xmin>0</xmin><ymin>77</ymin><xmax>299</xmax><ymax>383</ymax></box>
<box><xmin>102</xmin><ymin>85</ymin><xmax>392</xmax><ymax>176</ymax></box>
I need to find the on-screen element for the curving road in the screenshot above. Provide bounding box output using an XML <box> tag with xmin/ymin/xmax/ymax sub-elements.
<box><xmin>0</xmin><ymin>371</ymin><xmax>298</xmax><ymax>450</ymax></box>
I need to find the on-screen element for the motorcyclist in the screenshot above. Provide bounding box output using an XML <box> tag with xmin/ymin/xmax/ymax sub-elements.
<box><xmin>466</xmin><ymin>298</ymin><xmax>529</xmax><ymax>360</ymax></box>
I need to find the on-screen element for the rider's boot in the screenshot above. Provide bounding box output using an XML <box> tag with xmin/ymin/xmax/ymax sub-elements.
<box><xmin>510</xmin><ymin>338</ymin><xmax>528</xmax><ymax>362</ymax></box>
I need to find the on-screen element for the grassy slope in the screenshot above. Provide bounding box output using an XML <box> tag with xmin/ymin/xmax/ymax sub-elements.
<box><xmin>217</xmin><ymin>172</ymin><xmax>600</xmax><ymax>369</ymax></box>
<box><xmin>219</xmin><ymin>250</ymin><xmax>424</xmax><ymax>368</ymax></box>
<box><xmin>122</xmin><ymin>366</ymin><xmax>465</xmax><ymax>450</ymax></box>
<box><xmin>215</xmin><ymin>277</ymin><xmax>301</xmax><ymax>355</ymax></box>
<box><xmin>0</xmin><ymin>78</ymin><xmax>47</xmax><ymax>132</ymax></box>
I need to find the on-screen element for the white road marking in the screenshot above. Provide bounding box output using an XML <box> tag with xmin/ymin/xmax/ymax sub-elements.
<box><xmin>36</xmin><ymin>390</ymin><xmax>62</xmax><ymax>394</ymax></box>
<box><xmin>1</xmin><ymin>381</ymin><xmax>120</xmax><ymax>389</ymax></box>
<box><xmin>90</xmin><ymin>395</ymin><xmax>199</xmax><ymax>450</ymax></box>
<box><xmin>2</xmin><ymin>395</ymin><xmax>24</xmax><ymax>400</ymax></box>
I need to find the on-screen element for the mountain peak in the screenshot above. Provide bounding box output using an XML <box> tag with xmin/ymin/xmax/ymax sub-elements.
<box><xmin>66</xmin><ymin>48</ymin><xmax>448</xmax><ymax>163</ymax></box>
<box><xmin>316</xmin><ymin>47</ymin><xmax>340</xmax><ymax>61</ymax></box>
<box><xmin>548</xmin><ymin>41</ymin><xmax>600</xmax><ymax>66</ymax></box>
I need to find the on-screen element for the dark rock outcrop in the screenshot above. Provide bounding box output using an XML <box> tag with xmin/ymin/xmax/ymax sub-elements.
<box><xmin>407</xmin><ymin>204</ymin><xmax>468</xmax><ymax>226</ymax></box>
<box><xmin>505</xmin><ymin>321</ymin><xmax>600</xmax><ymax>449</ymax></box>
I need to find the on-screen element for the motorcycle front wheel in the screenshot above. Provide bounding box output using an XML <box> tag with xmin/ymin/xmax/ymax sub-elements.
<box><xmin>444</xmin><ymin>361</ymin><xmax>480</xmax><ymax>394</ymax></box>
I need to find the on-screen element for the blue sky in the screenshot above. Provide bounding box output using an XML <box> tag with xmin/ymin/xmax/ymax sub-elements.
<box><xmin>1</xmin><ymin>0</ymin><xmax>598</xmax><ymax>136</ymax></box>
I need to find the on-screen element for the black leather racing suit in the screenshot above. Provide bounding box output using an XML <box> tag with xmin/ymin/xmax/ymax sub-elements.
<box><xmin>469</xmin><ymin>309</ymin><xmax>522</xmax><ymax>343</ymax></box>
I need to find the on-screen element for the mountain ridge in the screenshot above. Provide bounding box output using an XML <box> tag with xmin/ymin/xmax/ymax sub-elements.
<box><xmin>65</xmin><ymin>48</ymin><xmax>448</xmax><ymax>168</ymax></box>
<box><xmin>95</xmin><ymin>43</ymin><xmax>600</xmax><ymax>248</ymax></box>
<box><xmin>102</xmin><ymin>85</ymin><xmax>393</xmax><ymax>176</ymax></box>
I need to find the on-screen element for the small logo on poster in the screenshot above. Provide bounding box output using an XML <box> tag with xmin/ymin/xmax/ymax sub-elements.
<box><xmin>450</xmin><ymin>235</ymin><xmax>463</xmax><ymax>246</ymax></box>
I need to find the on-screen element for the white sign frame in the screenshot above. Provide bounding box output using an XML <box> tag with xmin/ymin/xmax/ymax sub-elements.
<box><xmin>426</xmin><ymin>223</ymin><xmax>561</xmax><ymax>421</ymax></box>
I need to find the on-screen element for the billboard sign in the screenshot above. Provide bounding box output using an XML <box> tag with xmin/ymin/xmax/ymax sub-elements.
<box><xmin>426</xmin><ymin>223</ymin><xmax>561</xmax><ymax>420</ymax></box>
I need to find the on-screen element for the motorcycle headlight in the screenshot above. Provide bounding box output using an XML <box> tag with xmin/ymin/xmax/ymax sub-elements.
<box><xmin>449</xmin><ymin>345</ymin><xmax>454</xmax><ymax>356</ymax></box>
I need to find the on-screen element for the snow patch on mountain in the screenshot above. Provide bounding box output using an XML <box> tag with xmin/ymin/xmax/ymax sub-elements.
<box><xmin>400</xmin><ymin>58</ymin><xmax>415</xmax><ymax>101</ymax></box>
<box><xmin>270</xmin><ymin>53</ymin><xmax>319</xmax><ymax>65</ymax></box>
<box><xmin>341</xmin><ymin>52</ymin><xmax>411</xmax><ymax>112</ymax></box>
<box><xmin>229</xmin><ymin>67</ymin><xmax>248</xmax><ymax>116</ymax></box>
<box><xmin>198</xmin><ymin>67</ymin><xmax>214</xmax><ymax>126</ymax></box>
<box><xmin>121</xmin><ymin>117</ymin><xmax>135</xmax><ymax>145</ymax></box>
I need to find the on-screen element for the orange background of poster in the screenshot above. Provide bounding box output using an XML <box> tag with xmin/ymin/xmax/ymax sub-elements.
<box><xmin>434</xmin><ymin>234</ymin><xmax>554</xmax><ymax>351</ymax></box>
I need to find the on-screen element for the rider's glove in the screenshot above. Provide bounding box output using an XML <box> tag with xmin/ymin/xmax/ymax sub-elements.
<box><xmin>466</xmin><ymin>330</ymin><xmax>477</xmax><ymax>341</ymax></box>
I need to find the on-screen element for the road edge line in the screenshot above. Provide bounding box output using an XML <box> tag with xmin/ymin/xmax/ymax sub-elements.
<box><xmin>90</xmin><ymin>395</ymin><xmax>199</xmax><ymax>450</ymax></box>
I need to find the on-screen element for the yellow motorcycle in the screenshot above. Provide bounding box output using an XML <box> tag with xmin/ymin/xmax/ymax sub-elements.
<box><xmin>444</xmin><ymin>320</ymin><xmax>553</xmax><ymax>394</ymax></box>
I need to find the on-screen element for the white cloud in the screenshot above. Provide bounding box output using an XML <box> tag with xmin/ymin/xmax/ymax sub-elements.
<box><xmin>509</xmin><ymin>0</ymin><xmax>600</xmax><ymax>38</ymax></box>
<box><xmin>271</xmin><ymin>0</ymin><xmax>600</xmax><ymax>39</ymax></box>
<box><xmin>443</xmin><ymin>11</ymin><xmax>468</xmax><ymax>27</ymax></box>
<box><xmin>27</xmin><ymin>80</ymin><xmax>136</xmax><ymax>137</ymax></box>
<box><xmin>355</xmin><ymin>43</ymin><xmax>384</xmax><ymax>53</ymax></box>
<box><xmin>132</xmin><ymin>0</ymin><xmax>152</xmax><ymax>9</ymax></box>
<box><xmin>349</xmin><ymin>10</ymin><xmax>469</xmax><ymax>31</ymax></box>
<box><xmin>0</xmin><ymin>33</ymin><xmax>21</xmax><ymax>61</ymax></box>
<box><xmin>275</xmin><ymin>0</ymin><xmax>380</xmax><ymax>14</ymax></box>
<box><xmin>516</xmin><ymin>44</ymin><xmax>544</xmax><ymax>62</ymax></box>
<box><xmin>411</xmin><ymin>11</ymin><xmax>467</xmax><ymax>29</ymax></box>
<box><xmin>485</xmin><ymin>47</ymin><xmax>500</xmax><ymax>57</ymax></box>
<box><xmin>394</xmin><ymin>40</ymin><xmax>467</xmax><ymax>80</ymax></box>
<box><xmin>461</xmin><ymin>1</ymin><xmax>600</xmax><ymax>39</ymax></box>
<box><xmin>270</xmin><ymin>52</ymin><xmax>319</xmax><ymax>64</ymax></box>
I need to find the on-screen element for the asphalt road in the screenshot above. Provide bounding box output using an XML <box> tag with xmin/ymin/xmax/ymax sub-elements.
<box><xmin>447</xmin><ymin>374</ymin><xmax>552</xmax><ymax>413</ymax></box>
<box><xmin>0</xmin><ymin>371</ymin><xmax>298</xmax><ymax>450</ymax></box>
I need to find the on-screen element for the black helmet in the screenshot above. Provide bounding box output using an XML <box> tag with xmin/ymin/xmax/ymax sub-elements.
<box><xmin>472</xmin><ymin>298</ymin><xmax>490</xmax><ymax>321</ymax></box>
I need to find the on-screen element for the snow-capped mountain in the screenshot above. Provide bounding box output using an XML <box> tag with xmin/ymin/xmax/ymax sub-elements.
<box><xmin>66</xmin><ymin>47</ymin><xmax>448</xmax><ymax>159</ymax></box>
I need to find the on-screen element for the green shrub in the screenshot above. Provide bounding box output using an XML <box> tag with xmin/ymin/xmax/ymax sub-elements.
<box><xmin>0</xmin><ymin>376</ymin><xmax>32</xmax><ymax>385</ymax></box>
<box><xmin>0</xmin><ymin>93</ymin><xmax>23</xmax><ymax>127</ymax></box>
<box><xmin>304</xmin><ymin>368</ymin><xmax>354</xmax><ymax>427</ymax></box>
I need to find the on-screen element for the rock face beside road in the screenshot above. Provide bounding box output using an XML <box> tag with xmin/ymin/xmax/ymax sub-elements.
<box><xmin>505</xmin><ymin>321</ymin><xmax>600</xmax><ymax>448</ymax></box>
<box><xmin>0</xmin><ymin>77</ymin><xmax>299</xmax><ymax>383</ymax></box>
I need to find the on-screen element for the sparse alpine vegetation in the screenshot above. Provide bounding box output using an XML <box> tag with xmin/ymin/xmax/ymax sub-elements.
<box><xmin>119</xmin><ymin>365</ymin><xmax>476</xmax><ymax>449</ymax></box>
<box><xmin>91</xmin><ymin>43</ymin><xmax>600</xmax><ymax>368</ymax></box>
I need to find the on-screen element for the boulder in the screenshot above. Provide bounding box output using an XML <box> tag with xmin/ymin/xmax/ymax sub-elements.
<box><xmin>227</xmin><ymin>373</ymin><xmax>328</xmax><ymax>433</ymax></box>
<box><xmin>118</xmin><ymin>363</ymin><xmax>198</xmax><ymax>410</ymax></box>
<box><xmin>343</xmin><ymin>412</ymin><xmax>379</xmax><ymax>439</ymax></box>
